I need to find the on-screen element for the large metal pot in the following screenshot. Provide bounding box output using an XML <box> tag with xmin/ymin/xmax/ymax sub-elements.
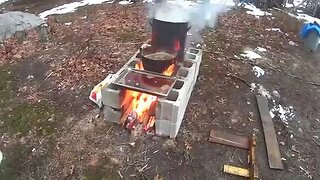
<box><xmin>150</xmin><ymin>18</ymin><xmax>190</xmax><ymax>62</ymax></box>
<box><xmin>139</xmin><ymin>46</ymin><xmax>177</xmax><ymax>73</ymax></box>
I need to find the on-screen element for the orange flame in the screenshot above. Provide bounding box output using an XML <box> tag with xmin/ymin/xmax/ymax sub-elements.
<box><xmin>124</xmin><ymin>62</ymin><xmax>175</xmax><ymax>131</ymax></box>
<box><xmin>131</xmin><ymin>91</ymin><xmax>157</xmax><ymax>120</ymax></box>
<box><xmin>135</xmin><ymin>62</ymin><xmax>175</xmax><ymax>76</ymax></box>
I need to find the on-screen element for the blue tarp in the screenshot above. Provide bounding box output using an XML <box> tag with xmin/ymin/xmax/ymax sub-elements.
<box><xmin>300</xmin><ymin>22</ymin><xmax>320</xmax><ymax>39</ymax></box>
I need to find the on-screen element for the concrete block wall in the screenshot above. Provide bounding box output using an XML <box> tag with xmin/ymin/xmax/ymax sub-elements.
<box><xmin>101</xmin><ymin>46</ymin><xmax>202</xmax><ymax>138</ymax></box>
<box><xmin>155</xmin><ymin>48</ymin><xmax>203</xmax><ymax>138</ymax></box>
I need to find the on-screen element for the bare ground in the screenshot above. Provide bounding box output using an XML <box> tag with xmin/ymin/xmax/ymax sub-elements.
<box><xmin>0</xmin><ymin>2</ymin><xmax>320</xmax><ymax>180</ymax></box>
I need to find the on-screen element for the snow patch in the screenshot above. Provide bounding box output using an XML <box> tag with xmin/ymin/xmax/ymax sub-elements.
<box><xmin>250</xmin><ymin>84</ymin><xmax>295</xmax><ymax>124</ymax></box>
<box><xmin>286</xmin><ymin>0</ymin><xmax>305</xmax><ymax>8</ymax></box>
<box><xmin>250</xmin><ymin>83</ymin><xmax>271</xmax><ymax>99</ymax></box>
<box><xmin>266</xmin><ymin>28</ymin><xmax>283</xmax><ymax>33</ymax></box>
<box><xmin>252</xmin><ymin>66</ymin><xmax>265</xmax><ymax>78</ymax></box>
<box><xmin>210</xmin><ymin>0</ymin><xmax>235</xmax><ymax>6</ymax></box>
<box><xmin>289</xmin><ymin>40</ymin><xmax>298</xmax><ymax>46</ymax></box>
<box><xmin>240</xmin><ymin>50</ymin><xmax>262</xmax><ymax>60</ymax></box>
<box><xmin>0</xmin><ymin>0</ymin><xmax>8</xmax><ymax>5</ymax></box>
<box><xmin>64</xmin><ymin>22</ymin><xmax>72</xmax><ymax>25</ymax></box>
<box><xmin>39</xmin><ymin>0</ymin><xmax>113</xmax><ymax>19</ymax></box>
<box><xmin>250</xmin><ymin>83</ymin><xmax>256</xmax><ymax>91</ymax></box>
<box><xmin>288</xmin><ymin>12</ymin><xmax>320</xmax><ymax>24</ymax></box>
<box><xmin>295</xmin><ymin>13</ymin><xmax>320</xmax><ymax>24</ymax></box>
<box><xmin>119</xmin><ymin>0</ymin><xmax>133</xmax><ymax>5</ymax></box>
<box><xmin>270</xmin><ymin>105</ymin><xmax>295</xmax><ymax>124</ymax></box>
<box><xmin>256</xmin><ymin>47</ymin><xmax>267</xmax><ymax>52</ymax></box>
<box><xmin>272</xmin><ymin>90</ymin><xmax>280</xmax><ymax>98</ymax></box>
<box><xmin>244</xmin><ymin>4</ymin><xmax>272</xmax><ymax>18</ymax></box>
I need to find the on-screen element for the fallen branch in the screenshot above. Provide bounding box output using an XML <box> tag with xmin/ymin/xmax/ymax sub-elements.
<box><xmin>227</xmin><ymin>73</ymin><xmax>251</xmax><ymax>87</ymax></box>
<box><xmin>75</xmin><ymin>34</ymin><xmax>94</xmax><ymax>60</ymax></box>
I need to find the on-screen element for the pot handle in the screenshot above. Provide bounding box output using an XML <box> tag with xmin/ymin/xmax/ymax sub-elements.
<box><xmin>187</xmin><ymin>26</ymin><xmax>191</xmax><ymax>31</ymax></box>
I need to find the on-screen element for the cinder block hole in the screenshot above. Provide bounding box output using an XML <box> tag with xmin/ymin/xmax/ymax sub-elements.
<box><xmin>183</xmin><ymin>61</ymin><xmax>193</xmax><ymax>68</ymax></box>
<box><xmin>187</xmin><ymin>53</ymin><xmax>196</xmax><ymax>60</ymax></box>
<box><xmin>108</xmin><ymin>83</ymin><xmax>119</xmax><ymax>90</ymax></box>
<box><xmin>167</xmin><ymin>91</ymin><xmax>179</xmax><ymax>101</ymax></box>
<box><xmin>189</xmin><ymin>49</ymin><xmax>199</xmax><ymax>54</ymax></box>
<box><xmin>128</xmin><ymin>60</ymin><xmax>140</xmax><ymax>67</ymax></box>
<box><xmin>177</xmin><ymin>69</ymin><xmax>189</xmax><ymax>78</ymax></box>
<box><xmin>173</xmin><ymin>80</ymin><xmax>184</xmax><ymax>89</ymax></box>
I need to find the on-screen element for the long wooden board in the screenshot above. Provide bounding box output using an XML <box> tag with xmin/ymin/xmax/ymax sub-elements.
<box><xmin>209</xmin><ymin>130</ymin><xmax>249</xmax><ymax>149</ymax></box>
<box><xmin>256</xmin><ymin>95</ymin><xmax>283</xmax><ymax>169</ymax></box>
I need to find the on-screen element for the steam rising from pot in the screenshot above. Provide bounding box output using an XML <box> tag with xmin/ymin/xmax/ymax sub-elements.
<box><xmin>148</xmin><ymin>0</ymin><xmax>232</xmax><ymax>44</ymax></box>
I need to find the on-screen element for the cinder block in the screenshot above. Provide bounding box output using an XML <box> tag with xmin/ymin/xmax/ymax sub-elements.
<box><xmin>186</xmin><ymin>48</ymin><xmax>203</xmax><ymax>57</ymax></box>
<box><xmin>155</xmin><ymin>119</ymin><xmax>171</xmax><ymax>137</ymax></box>
<box><xmin>170</xmin><ymin>122</ymin><xmax>181</xmax><ymax>138</ymax></box>
<box><xmin>100</xmin><ymin>47</ymin><xmax>203</xmax><ymax>138</ymax></box>
<box><xmin>101</xmin><ymin>84</ymin><xmax>122</xmax><ymax>109</ymax></box>
<box><xmin>103</xmin><ymin>106</ymin><xmax>122</xmax><ymax>124</ymax></box>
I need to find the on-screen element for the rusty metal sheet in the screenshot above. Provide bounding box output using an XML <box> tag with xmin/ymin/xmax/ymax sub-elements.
<box><xmin>256</xmin><ymin>95</ymin><xmax>283</xmax><ymax>170</ymax></box>
<box><xmin>209</xmin><ymin>130</ymin><xmax>249</xmax><ymax>149</ymax></box>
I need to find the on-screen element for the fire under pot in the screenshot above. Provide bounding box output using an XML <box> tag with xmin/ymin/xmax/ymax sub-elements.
<box><xmin>101</xmin><ymin>46</ymin><xmax>202</xmax><ymax>138</ymax></box>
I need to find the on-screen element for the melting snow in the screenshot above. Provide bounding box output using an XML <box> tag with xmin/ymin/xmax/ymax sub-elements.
<box><xmin>0</xmin><ymin>0</ymin><xmax>8</xmax><ymax>5</ymax></box>
<box><xmin>244</xmin><ymin>4</ymin><xmax>272</xmax><ymax>18</ymax></box>
<box><xmin>266</xmin><ymin>28</ymin><xmax>283</xmax><ymax>33</ymax></box>
<box><xmin>286</xmin><ymin>0</ymin><xmax>305</xmax><ymax>8</ymax></box>
<box><xmin>210</xmin><ymin>0</ymin><xmax>235</xmax><ymax>6</ymax></box>
<box><xmin>119</xmin><ymin>0</ymin><xmax>133</xmax><ymax>5</ymax></box>
<box><xmin>39</xmin><ymin>0</ymin><xmax>113</xmax><ymax>19</ymax></box>
<box><xmin>240</xmin><ymin>50</ymin><xmax>261</xmax><ymax>60</ymax></box>
<box><xmin>289</xmin><ymin>40</ymin><xmax>298</xmax><ymax>46</ymax></box>
<box><xmin>270</xmin><ymin>105</ymin><xmax>295</xmax><ymax>124</ymax></box>
<box><xmin>252</xmin><ymin>66</ymin><xmax>265</xmax><ymax>78</ymax></box>
<box><xmin>250</xmin><ymin>83</ymin><xmax>271</xmax><ymax>99</ymax></box>
<box><xmin>250</xmin><ymin>83</ymin><xmax>295</xmax><ymax>124</ymax></box>
<box><xmin>294</xmin><ymin>13</ymin><xmax>320</xmax><ymax>24</ymax></box>
<box><xmin>256</xmin><ymin>47</ymin><xmax>267</xmax><ymax>52</ymax></box>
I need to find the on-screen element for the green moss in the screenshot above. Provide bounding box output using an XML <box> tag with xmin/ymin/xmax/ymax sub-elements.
<box><xmin>1</xmin><ymin>103</ymin><xmax>59</xmax><ymax>136</ymax></box>
<box><xmin>0</xmin><ymin>65</ymin><xmax>60</xmax><ymax>136</ymax></box>
<box><xmin>0</xmin><ymin>65</ymin><xmax>60</xmax><ymax>178</ymax></box>
<box><xmin>0</xmin><ymin>66</ymin><xmax>13</xmax><ymax>103</ymax></box>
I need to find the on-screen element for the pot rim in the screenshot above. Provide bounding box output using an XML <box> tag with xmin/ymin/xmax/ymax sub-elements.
<box><xmin>152</xmin><ymin>17</ymin><xmax>189</xmax><ymax>25</ymax></box>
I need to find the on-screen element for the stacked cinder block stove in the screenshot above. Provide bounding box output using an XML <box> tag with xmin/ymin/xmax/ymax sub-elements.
<box><xmin>101</xmin><ymin>9</ymin><xmax>203</xmax><ymax>138</ymax></box>
<box><xmin>101</xmin><ymin>46</ymin><xmax>202</xmax><ymax>138</ymax></box>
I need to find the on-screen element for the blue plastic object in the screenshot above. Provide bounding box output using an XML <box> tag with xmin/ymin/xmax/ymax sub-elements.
<box><xmin>300</xmin><ymin>22</ymin><xmax>320</xmax><ymax>39</ymax></box>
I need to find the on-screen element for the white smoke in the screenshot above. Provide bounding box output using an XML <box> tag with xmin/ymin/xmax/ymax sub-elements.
<box><xmin>148</xmin><ymin>0</ymin><xmax>233</xmax><ymax>44</ymax></box>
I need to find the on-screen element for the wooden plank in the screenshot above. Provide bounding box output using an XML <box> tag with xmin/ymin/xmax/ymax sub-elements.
<box><xmin>209</xmin><ymin>130</ymin><xmax>249</xmax><ymax>149</ymax></box>
<box><xmin>223</xmin><ymin>165</ymin><xmax>249</xmax><ymax>177</ymax></box>
<box><xmin>256</xmin><ymin>95</ymin><xmax>283</xmax><ymax>169</ymax></box>
<box><xmin>249</xmin><ymin>134</ymin><xmax>258</xmax><ymax>180</ymax></box>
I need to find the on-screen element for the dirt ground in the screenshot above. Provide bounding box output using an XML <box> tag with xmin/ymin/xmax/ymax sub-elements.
<box><xmin>0</xmin><ymin>2</ymin><xmax>320</xmax><ymax>180</ymax></box>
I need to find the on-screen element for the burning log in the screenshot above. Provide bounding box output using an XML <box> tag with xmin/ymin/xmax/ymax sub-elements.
<box><xmin>120</xmin><ymin>100</ymin><xmax>135</xmax><ymax>125</ymax></box>
<box><xmin>122</xmin><ymin>97</ymin><xmax>157</xmax><ymax>132</ymax></box>
<box><xmin>142</xmin><ymin>101</ymin><xmax>157</xmax><ymax>126</ymax></box>
<box><xmin>144</xmin><ymin>116</ymin><xmax>155</xmax><ymax>131</ymax></box>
